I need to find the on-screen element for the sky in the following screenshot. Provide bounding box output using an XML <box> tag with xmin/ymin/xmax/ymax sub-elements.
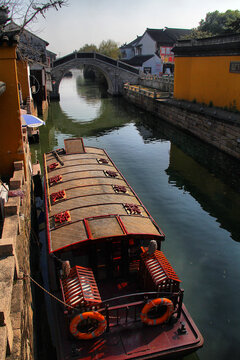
<box><xmin>28</xmin><ymin>0</ymin><xmax>240</xmax><ymax>57</ymax></box>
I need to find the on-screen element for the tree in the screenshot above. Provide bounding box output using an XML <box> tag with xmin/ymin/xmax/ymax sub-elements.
<box><xmin>78</xmin><ymin>39</ymin><xmax>121</xmax><ymax>59</ymax></box>
<box><xmin>225</xmin><ymin>17</ymin><xmax>240</xmax><ymax>33</ymax></box>
<box><xmin>98</xmin><ymin>40</ymin><xmax>120</xmax><ymax>59</ymax></box>
<box><xmin>198</xmin><ymin>9</ymin><xmax>240</xmax><ymax>34</ymax></box>
<box><xmin>79</xmin><ymin>43</ymin><xmax>98</xmax><ymax>52</ymax></box>
<box><xmin>181</xmin><ymin>9</ymin><xmax>240</xmax><ymax>40</ymax></box>
<box><xmin>0</xmin><ymin>0</ymin><xmax>68</xmax><ymax>31</ymax></box>
<box><xmin>181</xmin><ymin>29</ymin><xmax>213</xmax><ymax>40</ymax></box>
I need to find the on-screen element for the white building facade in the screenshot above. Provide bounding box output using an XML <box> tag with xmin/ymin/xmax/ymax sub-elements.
<box><xmin>120</xmin><ymin>27</ymin><xmax>190</xmax><ymax>76</ymax></box>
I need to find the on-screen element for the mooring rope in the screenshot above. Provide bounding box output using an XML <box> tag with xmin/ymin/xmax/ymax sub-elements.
<box><xmin>23</xmin><ymin>273</ymin><xmax>76</xmax><ymax>311</ymax></box>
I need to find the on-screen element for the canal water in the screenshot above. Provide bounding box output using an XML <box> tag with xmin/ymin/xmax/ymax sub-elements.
<box><xmin>31</xmin><ymin>70</ymin><xmax>240</xmax><ymax>360</ymax></box>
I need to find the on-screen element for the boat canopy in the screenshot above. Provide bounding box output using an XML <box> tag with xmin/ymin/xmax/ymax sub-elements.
<box><xmin>44</xmin><ymin>138</ymin><xmax>165</xmax><ymax>253</ymax></box>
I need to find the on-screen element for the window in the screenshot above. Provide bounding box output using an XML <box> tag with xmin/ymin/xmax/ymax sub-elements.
<box><xmin>136</xmin><ymin>46</ymin><xmax>142</xmax><ymax>55</ymax></box>
<box><xmin>160</xmin><ymin>47</ymin><xmax>166</xmax><ymax>55</ymax></box>
<box><xmin>144</xmin><ymin>67</ymin><xmax>152</xmax><ymax>74</ymax></box>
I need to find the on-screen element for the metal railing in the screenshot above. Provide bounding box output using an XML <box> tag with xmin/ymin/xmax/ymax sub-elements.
<box><xmin>99</xmin><ymin>290</ymin><xmax>183</xmax><ymax>331</ymax></box>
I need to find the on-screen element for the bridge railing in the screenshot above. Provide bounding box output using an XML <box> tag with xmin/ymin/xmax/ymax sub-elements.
<box><xmin>77</xmin><ymin>52</ymin><xmax>94</xmax><ymax>59</ymax></box>
<box><xmin>53</xmin><ymin>53</ymin><xmax>76</xmax><ymax>67</ymax></box>
<box><xmin>95</xmin><ymin>53</ymin><xmax>118</xmax><ymax>66</ymax></box>
<box><xmin>53</xmin><ymin>52</ymin><xmax>140</xmax><ymax>75</ymax></box>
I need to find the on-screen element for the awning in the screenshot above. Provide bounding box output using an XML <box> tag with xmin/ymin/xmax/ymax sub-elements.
<box><xmin>21</xmin><ymin>114</ymin><xmax>45</xmax><ymax>128</ymax></box>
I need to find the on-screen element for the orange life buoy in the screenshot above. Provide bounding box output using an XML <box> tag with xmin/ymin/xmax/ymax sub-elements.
<box><xmin>140</xmin><ymin>298</ymin><xmax>174</xmax><ymax>325</ymax></box>
<box><xmin>69</xmin><ymin>311</ymin><xmax>107</xmax><ymax>340</ymax></box>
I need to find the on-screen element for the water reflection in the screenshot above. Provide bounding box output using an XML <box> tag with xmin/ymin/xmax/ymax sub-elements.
<box><xmin>135</xmin><ymin>116</ymin><xmax>240</xmax><ymax>242</ymax></box>
<box><xmin>166</xmin><ymin>144</ymin><xmax>240</xmax><ymax>242</ymax></box>
<box><xmin>59</xmin><ymin>69</ymin><xmax>104</xmax><ymax>122</ymax></box>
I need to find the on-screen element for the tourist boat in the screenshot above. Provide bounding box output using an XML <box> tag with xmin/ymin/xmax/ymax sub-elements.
<box><xmin>43</xmin><ymin>137</ymin><xmax>203</xmax><ymax>360</ymax></box>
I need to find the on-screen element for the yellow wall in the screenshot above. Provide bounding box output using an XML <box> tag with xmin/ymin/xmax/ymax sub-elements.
<box><xmin>0</xmin><ymin>43</ymin><xmax>25</xmax><ymax>177</ymax></box>
<box><xmin>174</xmin><ymin>55</ymin><xmax>240</xmax><ymax>111</ymax></box>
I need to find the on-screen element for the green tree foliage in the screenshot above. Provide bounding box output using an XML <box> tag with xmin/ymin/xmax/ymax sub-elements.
<box><xmin>182</xmin><ymin>9</ymin><xmax>240</xmax><ymax>39</ymax></box>
<box><xmin>182</xmin><ymin>29</ymin><xmax>213</xmax><ymax>39</ymax></box>
<box><xmin>79</xmin><ymin>43</ymin><xmax>98</xmax><ymax>52</ymax></box>
<box><xmin>228</xmin><ymin>18</ymin><xmax>240</xmax><ymax>32</ymax></box>
<box><xmin>79</xmin><ymin>39</ymin><xmax>121</xmax><ymax>59</ymax></box>
<box><xmin>199</xmin><ymin>10</ymin><xmax>240</xmax><ymax>34</ymax></box>
<box><xmin>98</xmin><ymin>40</ymin><xmax>120</xmax><ymax>59</ymax></box>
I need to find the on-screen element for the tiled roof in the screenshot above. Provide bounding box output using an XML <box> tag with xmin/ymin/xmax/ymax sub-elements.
<box><xmin>146</xmin><ymin>27</ymin><xmax>191</xmax><ymax>45</ymax></box>
<box><xmin>122</xmin><ymin>55</ymin><xmax>154</xmax><ymax>66</ymax></box>
<box><xmin>5</xmin><ymin>22</ymin><xmax>49</xmax><ymax>46</ymax></box>
<box><xmin>120</xmin><ymin>36</ymin><xmax>142</xmax><ymax>49</ymax></box>
<box><xmin>172</xmin><ymin>32</ymin><xmax>240</xmax><ymax>56</ymax></box>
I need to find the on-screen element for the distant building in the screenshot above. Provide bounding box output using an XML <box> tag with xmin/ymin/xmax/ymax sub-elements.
<box><xmin>120</xmin><ymin>37</ymin><xmax>142</xmax><ymax>60</ymax></box>
<box><xmin>120</xmin><ymin>27</ymin><xmax>190</xmax><ymax>75</ymax></box>
<box><xmin>122</xmin><ymin>54</ymin><xmax>162</xmax><ymax>75</ymax></box>
<box><xmin>5</xmin><ymin>22</ymin><xmax>56</xmax><ymax>115</ymax></box>
<box><xmin>172</xmin><ymin>33</ymin><xmax>240</xmax><ymax>111</ymax></box>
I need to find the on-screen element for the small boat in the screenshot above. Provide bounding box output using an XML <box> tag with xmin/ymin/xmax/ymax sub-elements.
<box><xmin>43</xmin><ymin>138</ymin><xmax>203</xmax><ymax>360</ymax></box>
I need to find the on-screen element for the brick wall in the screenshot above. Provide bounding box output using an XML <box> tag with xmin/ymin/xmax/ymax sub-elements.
<box><xmin>123</xmin><ymin>88</ymin><xmax>240</xmax><ymax>160</ymax></box>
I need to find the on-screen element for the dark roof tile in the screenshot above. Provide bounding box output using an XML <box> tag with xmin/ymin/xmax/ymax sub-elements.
<box><xmin>146</xmin><ymin>27</ymin><xmax>191</xmax><ymax>45</ymax></box>
<box><xmin>122</xmin><ymin>55</ymin><xmax>154</xmax><ymax>66</ymax></box>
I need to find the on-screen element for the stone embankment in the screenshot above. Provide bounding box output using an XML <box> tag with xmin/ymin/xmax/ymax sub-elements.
<box><xmin>124</xmin><ymin>84</ymin><xmax>240</xmax><ymax>160</ymax></box>
<box><xmin>0</xmin><ymin>129</ymin><xmax>36</xmax><ymax>360</ymax></box>
<box><xmin>139</xmin><ymin>75</ymin><xmax>174</xmax><ymax>93</ymax></box>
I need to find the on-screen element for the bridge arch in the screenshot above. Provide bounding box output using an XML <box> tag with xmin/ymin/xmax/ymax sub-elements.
<box><xmin>50</xmin><ymin>52</ymin><xmax>139</xmax><ymax>99</ymax></box>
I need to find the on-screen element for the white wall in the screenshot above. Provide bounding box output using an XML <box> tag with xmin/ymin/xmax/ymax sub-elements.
<box><xmin>121</xmin><ymin>47</ymin><xmax>135</xmax><ymax>59</ymax></box>
<box><xmin>141</xmin><ymin>55</ymin><xmax>163</xmax><ymax>75</ymax></box>
<box><xmin>137</xmin><ymin>32</ymin><xmax>156</xmax><ymax>55</ymax></box>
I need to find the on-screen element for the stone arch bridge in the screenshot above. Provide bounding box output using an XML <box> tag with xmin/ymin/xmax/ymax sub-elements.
<box><xmin>50</xmin><ymin>52</ymin><xmax>140</xmax><ymax>99</ymax></box>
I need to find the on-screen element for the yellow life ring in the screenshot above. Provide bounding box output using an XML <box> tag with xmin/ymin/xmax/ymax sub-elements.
<box><xmin>69</xmin><ymin>311</ymin><xmax>107</xmax><ymax>340</ymax></box>
<box><xmin>140</xmin><ymin>298</ymin><xmax>174</xmax><ymax>325</ymax></box>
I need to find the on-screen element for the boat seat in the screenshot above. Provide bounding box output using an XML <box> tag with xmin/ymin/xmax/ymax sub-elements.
<box><xmin>60</xmin><ymin>265</ymin><xmax>102</xmax><ymax>308</ymax></box>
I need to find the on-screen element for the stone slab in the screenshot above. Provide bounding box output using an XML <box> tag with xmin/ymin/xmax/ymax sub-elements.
<box><xmin>6</xmin><ymin>314</ymin><xmax>13</xmax><ymax>354</ymax></box>
<box><xmin>0</xmin><ymin>236</ymin><xmax>15</xmax><ymax>257</ymax></box>
<box><xmin>11</xmin><ymin>328</ymin><xmax>21</xmax><ymax>359</ymax></box>
<box><xmin>0</xmin><ymin>236</ymin><xmax>19</xmax><ymax>279</ymax></box>
<box><xmin>4</xmin><ymin>197</ymin><xmax>20</xmax><ymax>217</ymax></box>
<box><xmin>0</xmin><ymin>326</ymin><xmax>7</xmax><ymax>359</ymax></box>
<box><xmin>10</xmin><ymin>280</ymin><xmax>23</xmax><ymax>315</ymax></box>
<box><xmin>1</xmin><ymin>215</ymin><xmax>19</xmax><ymax>238</ymax></box>
<box><xmin>0</xmin><ymin>257</ymin><xmax>15</xmax><ymax>325</ymax></box>
<box><xmin>14</xmin><ymin>161</ymin><xmax>24</xmax><ymax>171</ymax></box>
<box><xmin>0</xmin><ymin>257</ymin><xmax>15</xmax><ymax>354</ymax></box>
<box><xmin>9</xmin><ymin>169</ymin><xmax>24</xmax><ymax>190</ymax></box>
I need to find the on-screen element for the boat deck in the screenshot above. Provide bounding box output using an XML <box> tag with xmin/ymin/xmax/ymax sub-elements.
<box><xmin>52</xmin><ymin>300</ymin><xmax>202</xmax><ymax>360</ymax></box>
